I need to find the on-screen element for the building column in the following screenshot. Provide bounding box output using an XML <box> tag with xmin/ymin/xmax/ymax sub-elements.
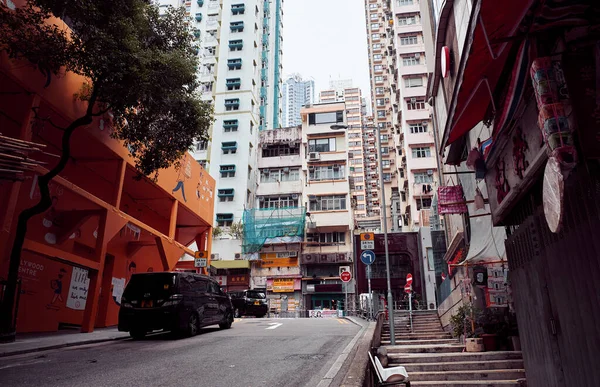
<box><xmin>112</xmin><ymin>159</ymin><xmax>126</xmax><ymax>208</ymax></box>
<box><xmin>169</xmin><ymin>200</ymin><xmax>178</xmax><ymax>239</ymax></box>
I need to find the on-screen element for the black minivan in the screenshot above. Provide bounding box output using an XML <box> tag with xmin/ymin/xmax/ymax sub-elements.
<box><xmin>229</xmin><ymin>289</ymin><xmax>268</xmax><ymax>318</ymax></box>
<box><xmin>118</xmin><ymin>272</ymin><xmax>234</xmax><ymax>339</ymax></box>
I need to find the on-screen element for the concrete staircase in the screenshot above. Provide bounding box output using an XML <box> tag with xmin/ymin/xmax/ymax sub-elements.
<box><xmin>381</xmin><ymin>310</ymin><xmax>526</xmax><ymax>386</ymax></box>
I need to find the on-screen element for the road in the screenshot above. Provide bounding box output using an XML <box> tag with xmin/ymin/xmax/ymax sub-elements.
<box><xmin>0</xmin><ymin>318</ymin><xmax>362</xmax><ymax>387</ymax></box>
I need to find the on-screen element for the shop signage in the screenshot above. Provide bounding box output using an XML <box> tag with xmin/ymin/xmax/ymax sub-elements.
<box><xmin>276</xmin><ymin>251</ymin><xmax>298</xmax><ymax>258</ymax></box>
<box><xmin>260</xmin><ymin>253</ymin><xmax>298</xmax><ymax>268</ymax></box>
<box><xmin>309</xmin><ymin>310</ymin><xmax>340</xmax><ymax>318</ymax></box>
<box><xmin>272</xmin><ymin>278</ymin><xmax>295</xmax><ymax>292</ymax></box>
<box><xmin>228</xmin><ymin>274</ymin><xmax>249</xmax><ymax>285</ymax></box>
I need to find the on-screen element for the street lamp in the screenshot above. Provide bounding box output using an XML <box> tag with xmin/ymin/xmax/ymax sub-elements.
<box><xmin>330</xmin><ymin>123</ymin><xmax>396</xmax><ymax>345</ymax></box>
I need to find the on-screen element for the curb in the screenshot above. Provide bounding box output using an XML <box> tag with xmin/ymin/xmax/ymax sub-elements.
<box><xmin>338</xmin><ymin>321</ymin><xmax>376</xmax><ymax>386</ymax></box>
<box><xmin>0</xmin><ymin>335</ymin><xmax>130</xmax><ymax>358</ymax></box>
<box><xmin>343</xmin><ymin>316</ymin><xmax>368</xmax><ymax>328</ymax></box>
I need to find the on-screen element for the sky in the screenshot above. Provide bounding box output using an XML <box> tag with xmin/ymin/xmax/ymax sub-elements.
<box><xmin>282</xmin><ymin>0</ymin><xmax>371</xmax><ymax>103</ymax></box>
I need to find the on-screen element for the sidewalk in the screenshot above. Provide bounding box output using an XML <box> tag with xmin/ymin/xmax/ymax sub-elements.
<box><xmin>0</xmin><ymin>327</ymin><xmax>129</xmax><ymax>358</ymax></box>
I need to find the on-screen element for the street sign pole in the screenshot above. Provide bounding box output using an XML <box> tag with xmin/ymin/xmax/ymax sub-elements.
<box><xmin>345</xmin><ymin>282</ymin><xmax>348</xmax><ymax>317</ymax></box>
<box><xmin>409</xmin><ymin>289</ymin><xmax>413</xmax><ymax>332</ymax></box>
<box><xmin>367</xmin><ymin>265</ymin><xmax>373</xmax><ymax>320</ymax></box>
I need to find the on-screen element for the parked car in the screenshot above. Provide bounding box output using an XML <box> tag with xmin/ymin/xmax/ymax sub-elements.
<box><xmin>118</xmin><ymin>272</ymin><xmax>233</xmax><ymax>339</ymax></box>
<box><xmin>228</xmin><ymin>289</ymin><xmax>268</xmax><ymax>318</ymax></box>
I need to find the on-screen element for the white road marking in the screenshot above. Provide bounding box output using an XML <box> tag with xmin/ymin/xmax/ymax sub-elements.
<box><xmin>0</xmin><ymin>359</ymin><xmax>49</xmax><ymax>370</ymax></box>
<box><xmin>265</xmin><ymin>323</ymin><xmax>283</xmax><ymax>330</ymax></box>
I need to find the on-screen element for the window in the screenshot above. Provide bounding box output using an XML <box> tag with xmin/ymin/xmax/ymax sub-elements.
<box><xmin>373</xmin><ymin>54</ymin><xmax>382</xmax><ymax>61</ymax></box>
<box><xmin>216</xmin><ymin>213</ymin><xmax>234</xmax><ymax>227</ymax></box>
<box><xmin>223</xmin><ymin>119</ymin><xmax>239</xmax><ymax>132</ymax></box>
<box><xmin>397</xmin><ymin>15</ymin><xmax>417</xmax><ymax>25</ymax></box>
<box><xmin>260</xmin><ymin>168</ymin><xmax>300</xmax><ymax>183</ymax></box>
<box><xmin>308</xmin><ymin>138</ymin><xmax>336</xmax><ymax>153</ymax></box>
<box><xmin>416</xmin><ymin>197</ymin><xmax>432</xmax><ymax>210</ymax></box>
<box><xmin>354</xmin><ymin>167</ymin><xmax>363</xmax><ymax>173</ymax></box>
<box><xmin>230</xmin><ymin>21</ymin><xmax>244</xmax><ymax>32</ymax></box>
<box><xmin>375</xmin><ymin>76</ymin><xmax>383</xmax><ymax>83</ymax></box>
<box><xmin>405</xmin><ymin>76</ymin><xmax>423</xmax><ymax>88</ymax></box>
<box><xmin>356</xmin><ymin>195</ymin><xmax>365</xmax><ymax>201</ymax></box>
<box><xmin>349</xmin><ymin>141</ymin><xmax>361</xmax><ymax>147</ymax></box>
<box><xmin>309</xmin><ymin>164</ymin><xmax>345</xmax><ymax>181</ymax></box>
<box><xmin>353</xmin><ymin>176</ymin><xmax>364</xmax><ymax>183</ymax></box>
<box><xmin>397</xmin><ymin>0</ymin><xmax>414</xmax><ymax>5</ymax></box>
<box><xmin>401</xmin><ymin>191</ymin><xmax>407</xmax><ymax>201</ymax></box>
<box><xmin>402</xmin><ymin>56</ymin><xmax>419</xmax><ymax>66</ymax></box>
<box><xmin>414</xmin><ymin>172</ymin><xmax>434</xmax><ymax>184</ymax></box>
<box><xmin>262</xmin><ymin>144</ymin><xmax>300</xmax><ymax>157</ymax></box>
<box><xmin>383</xmin><ymin>173</ymin><xmax>392</xmax><ymax>182</ymax></box>
<box><xmin>309</xmin><ymin>195</ymin><xmax>347</xmax><ymax>211</ymax></box>
<box><xmin>259</xmin><ymin>195</ymin><xmax>298</xmax><ymax>209</ymax></box>
<box><xmin>350</xmin><ymin>158</ymin><xmax>362</xmax><ymax>165</ymax></box>
<box><xmin>372</xmin><ymin>33</ymin><xmax>380</xmax><ymax>40</ymax></box>
<box><xmin>377</xmin><ymin>110</ymin><xmax>386</xmax><ymax>118</ymax></box>
<box><xmin>229</xmin><ymin>39</ymin><xmax>243</xmax><ymax>51</ymax></box>
<box><xmin>369</xmin><ymin>3</ymin><xmax>378</xmax><ymax>9</ymax></box>
<box><xmin>376</xmin><ymin>98</ymin><xmax>385</xmax><ymax>106</ymax></box>
<box><xmin>222</xmin><ymin>141</ymin><xmax>238</xmax><ymax>154</ymax></box>
<box><xmin>381</xmin><ymin>146</ymin><xmax>389</xmax><ymax>154</ymax></box>
<box><xmin>196</xmin><ymin>140</ymin><xmax>208</xmax><ymax>151</ymax></box>
<box><xmin>220</xmin><ymin>164</ymin><xmax>236</xmax><ymax>178</ymax></box>
<box><xmin>231</xmin><ymin>3</ymin><xmax>245</xmax><ymax>14</ymax></box>
<box><xmin>400</xmin><ymin>35</ymin><xmax>418</xmax><ymax>45</ymax></box>
<box><xmin>225</xmin><ymin>98</ymin><xmax>240</xmax><ymax>111</ymax></box>
<box><xmin>227</xmin><ymin>58</ymin><xmax>242</xmax><ymax>70</ymax></box>
<box><xmin>409</xmin><ymin>123</ymin><xmax>427</xmax><ymax>133</ymax></box>
<box><xmin>348</xmin><ymin>132</ymin><xmax>361</xmax><ymax>139</ymax></box>
<box><xmin>374</xmin><ymin>65</ymin><xmax>383</xmax><ymax>72</ymax></box>
<box><xmin>306</xmin><ymin>232</ymin><xmax>346</xmax><ymax>244</ymax></box>
<box><xmin>371</xmin><ymin>23</ymin><xmax>380</xmax><ymax>30</ymax></box>
<box><xmin>375</xmin><ymin>87</ymin><xmax>384</xmax><ymax>95</ymax></box>
<box><xmin>370</xmin><ymin>13</ymin><xmax>378</xmax><ymax>20</ymax></box>
<box><xmin>407</xmin><ymin>99</ymin><xmax>426</xmax><ymax>110</ymax></box>
<box><xmin>308</xmin><ymin>111</ymin><xmax>343</xmax><ymax>125</ymax></box>
<box><xmin>226</xmin><ymin>78</ymin><xmax>241</xmax><ymax>90</ymax></box>
<box><xmin>382</xmin><ymin>160</ymin><xmax>391</xmax><ymax>168</ymax></box>
<box><xmin>218</xmin><ymin>188</ymin><xmax>235</xmax><ymax>202</ymax></box>
<box><xmin>373</xmin><ymin>43</ymin><xmax>381</xmax><ymax>50</ymax></box>
<box><xmin>412</xmin><ymin>147</ymin><xmax>431</xmax><ymax>158</ymax></box>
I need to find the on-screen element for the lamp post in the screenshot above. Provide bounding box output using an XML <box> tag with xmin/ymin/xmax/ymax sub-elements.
<box><xmin>330</xmin><ymin>124</ymin><xmax>396</xmax><ymax>345</ymax></box>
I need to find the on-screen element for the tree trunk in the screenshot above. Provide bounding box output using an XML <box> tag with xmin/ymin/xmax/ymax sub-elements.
<box><xmin>0</xmin><ymin>92</ymin><xmax>97</xmax><ymax>342</ymax></box>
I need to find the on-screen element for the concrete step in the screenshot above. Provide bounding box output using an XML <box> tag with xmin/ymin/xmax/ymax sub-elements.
<box><xmin>399</xmin><ymin>359</ymin><xmax>525</xmax><ymax>372</ymax></box>
<box><xmin>392</xmin><ymin>334</ymin><xmax>453</xmax><ymax>340</ymax></box>
<box><xmin>409</xmin><ymin>369</ymin><xmax>526</xmax><ymax>382</ymax></box>
<box><xmin>388</xmin><ymin>351</ymin><xmax>523</xmax><ymax>364</ymax></box>
<box><xmin>394</xmin><ymin>339</ymin><xmax>461</xmax><ymax>346</ymax></box>
<box><xmin>410</xmin><ymin>381</ymin><xmax>523</xmax><ymax>386</ymax></box>
<box><xmin>385</xmin><ymin>329</ymin><xmax>446</xmax><ymax>334</ymax></box>
<box><xmin>382</xmin><ymin>344</ymin><xmax>466</xmax><ymax>353</ymax></box>
<box><xmin>385</xmin><ymin>323</ymin><xmax>443</xmax><ymax>328</ymax></box>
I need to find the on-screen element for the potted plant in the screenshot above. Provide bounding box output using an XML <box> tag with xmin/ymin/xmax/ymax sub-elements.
<box><xmin>449</xmin><ymin>304</ymin><xmax>484</xmax><ymax>352</ymax></box>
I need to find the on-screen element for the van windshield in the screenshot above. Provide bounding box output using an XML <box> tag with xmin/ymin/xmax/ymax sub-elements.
<box><xmin>247</xmin><ymin>290</ymin><xmax>265</xmax><ymax>299</ymax></box>
<box><xmin>123</xmin><ymin>273</ymin><xmax>177</xmax><ymax>299</ymax></box>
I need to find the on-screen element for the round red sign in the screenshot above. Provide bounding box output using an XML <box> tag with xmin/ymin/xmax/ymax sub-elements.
<box><xmin>340</xmin><ymin>271</ymin><xmax>352</xmax><ymax>283</ymax></box>
<box><xmin>404</xmin><ymin>284</ymin><xmax>411</xmax><ymax>293</ymax></box>
<box><xmin>406</xmin><ymin>273</ymin><xmax>413</xmax><ymax>286</ymax></box>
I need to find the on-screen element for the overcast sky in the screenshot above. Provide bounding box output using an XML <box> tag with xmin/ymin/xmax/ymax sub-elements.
<box><xmin>282</xmin><ymin>0</ymin><xmax>371</xmax><ymax>103</ymax></box>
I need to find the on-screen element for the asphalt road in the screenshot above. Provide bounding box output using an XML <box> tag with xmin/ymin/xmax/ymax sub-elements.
<box><xmin>0</xmin><ymin>318</ymin><xmax>362</xmax><ymax>387</ymax></box>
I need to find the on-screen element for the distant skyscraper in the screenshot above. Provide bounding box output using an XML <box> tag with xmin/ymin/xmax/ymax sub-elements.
<box><xmin>282</xmin><ymin>75</ymin><xmax>315</xmax><ymax>127</ymax></box>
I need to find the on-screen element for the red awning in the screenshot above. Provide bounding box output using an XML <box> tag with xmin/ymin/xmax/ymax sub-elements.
<box><xmin>443</xmin><ymin>0</ymin><xmax>535</xmax><ymax>146</ymax></box>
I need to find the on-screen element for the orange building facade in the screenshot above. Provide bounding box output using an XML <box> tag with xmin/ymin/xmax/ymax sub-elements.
<box><xmin>0</xmin><ymin>17</ymin><xmax>215</xmax><ymax>333</ymax></box>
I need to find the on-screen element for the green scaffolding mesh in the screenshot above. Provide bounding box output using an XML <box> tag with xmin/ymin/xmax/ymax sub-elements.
<box><xmin>242</xmin><ymin>207</ymin><xmax>306</xmax><ymax>254</ymax></box>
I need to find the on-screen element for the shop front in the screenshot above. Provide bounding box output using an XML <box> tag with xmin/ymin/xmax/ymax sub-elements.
<box><xmin>210</xmin><ymin>260</ymin><xmax>250</xmax><ymax>292</ymax></box>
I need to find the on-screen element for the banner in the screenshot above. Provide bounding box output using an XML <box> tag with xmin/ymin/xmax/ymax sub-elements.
<box><xmin>260</xmin><ymin>254</ymin><xmax>298</xmax><ymax>268</ymax></box>
<box><xmin>66</xmin><ymin>267</ymin><xmax>90</xmax><ymax>310</ymax></box>
<box><xmin>309</xmin><ymin>310</ymin><xmax>342</xmax><ymax>318</ymax></box>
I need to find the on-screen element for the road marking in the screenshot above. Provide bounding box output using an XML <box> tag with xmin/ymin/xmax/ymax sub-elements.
<box><xmin>0</xmin><ymin>359</ymin><xmax>49</xmax><ymax>370</ymax></box>
<box><xmin>265</xmin><ymin>323</ymin><xmax>282</xmax><ymax>330</ymax></box>
<box><xmin>337</xmin><ymin>319</ymin><xmax>349</xmax><ymax>324</ymax></box>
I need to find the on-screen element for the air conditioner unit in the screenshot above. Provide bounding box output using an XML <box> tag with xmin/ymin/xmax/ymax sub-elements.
<box><xmin>211</xmin><ymin>253</ymin><xmax>220</xmax><ymax>260</ymax></box>
<box><xmin>309</xmin><ymin>152</ymin><xmax>321</xmax><ymax>161</ymax></box>
<box><xmin>307</xmin><ymin>222</ymin><xmax>317</xmax><ymax>229</ymax></box>
<box><xmin>427</xmin><ymin>169</ymin><xmax>434</xmax><ymax>175</ymax></box>
<box><xmin>234</xmin><ymin>253</ymin><xmax>242</xmax><ymax>260</ymax></box>
<box><xmin>410</xmin><ymin>97</ymin><xmax>417</xmax><ymax>103</ymax></box>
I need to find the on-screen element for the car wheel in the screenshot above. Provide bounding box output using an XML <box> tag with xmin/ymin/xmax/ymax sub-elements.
<box><xmin>187</xmin><ymin>313</ymin><xmax>199</xmax><ymax>337</ymax></box>
<box><xmin>130</xmin><ymin>329</ymin><xmax>146</xmax><ymax>340</ymax></box>
<box><xmin>219</xmin><ymin>312</ymin><xmax>233</xmax><ymax>329</ymax></box>
<box><xmin>234</xmin><ymin>308</ymin><xmax>241</xmax><ymax>318</ymax></box>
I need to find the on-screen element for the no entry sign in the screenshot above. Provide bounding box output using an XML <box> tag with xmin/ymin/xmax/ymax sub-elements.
<box><xmin>340</xmin><ymin>271</ymin><xmax>352</xmax><ymax>283</ymax></box>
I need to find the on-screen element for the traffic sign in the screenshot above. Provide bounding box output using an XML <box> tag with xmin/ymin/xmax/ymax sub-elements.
<box><xmin>340</xmin><ymin>271</ymin><xmax>352</xmax><ymax>283</ymax></box>
<box><xmin>360</xmin><ymin>250</ymin><xmax>376</xmax><ymax>265</ymax></box>
<box><xmin>406</xmin><ymin>273</ymin><xmax>413</xmax><ymax>286</ymax></box>
<box><xmin>194</xmin><ymin>250</ymin><xmax>208</xmax><ymax>259</ymax></box>
<box><xmin>404</xmin><ymin>283</ymin><xmax>412</xmax><ymax>293</ymax></box>
<box><xmin>360</xmin><ymin>232</ymin><xmax>374</xmax><ymax>241</ymax></box>
<box><xmin>360</xmin><ymin>240</ymin><xmax>375</xmax><ymax>250</ymax></box>
<box><xmin>194</xmin><ymin>258</ymin><xmax>207</xmax><ymax>268</ymax></box>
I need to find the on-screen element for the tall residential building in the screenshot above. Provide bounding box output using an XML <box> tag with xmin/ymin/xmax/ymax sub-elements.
<box><xmin>282</xmin><ymin>75</ymin><xmax>315</xmax><ymax>127</ymax></box>
<box><xmin>159</xmin><ymin>0</ymin><xmax>283</xmax><ymax>261</ymax></box>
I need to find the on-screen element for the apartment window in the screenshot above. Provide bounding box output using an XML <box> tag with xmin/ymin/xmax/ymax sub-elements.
<box><xmin>402</xmin><ymin>55</ymin><xmax>419</xmax><ymax>66</ymax></box>
<box><xmin>373</xmin><ymin>54</ymin><xmax>382</xmax><ymax>61</ymax></box>
<box><xmin>376</xmin><ymin>98</ymin><xmax>385</xmax><ymax>106</ymax></box>
<box><xmin>405</xmin><ymin>76</ymin><xmax>423</xmax><ymax>88</ymax></box>
<box><xmin>231</xmin><ymin>3</ymin><xmax>245</xmax><ymax>14</ymax></box>
<box><xmin>369</xmin><ymin>3</ymin><xmax>378</xmax><ymax>9</ymax></box>
<box><xmin>260</xmin><ymin>168</ymin><xmax>300</xmax><ymax>183</ymax></box>
<box><xmin>308</xmin><ymin>111</ymin><xmax>344</xmax><ymax>125</ymax></box>
<box><xmin>216</xmin><ymin>213</ymin><xmax>234</xmax><ymax>227</ymax></box>
<box><xmin>414</xmin><ymin>172</ymin><xmax>434</xmax><ymax>184</ymax></box>
<box><xmin>371</xmin><ymin>23</ymin><xmax>380</xmax><ymax>30</ymax></box>
<box><xmin>218</xmin><ymin>188</ymin><xmax>235</xmax><ymax>202</ymax></box>
<box><xmin>375</xmin><ymin>87</ymin><xmax>384</xmax><ymax>95</ymax></box>
<box><xmin>397</xmin><ymin>15</ymin><xmax>417</xmax><ymax>25</ymax></box>
<box><xmin>416</xmin><ymin>197</ymin><xmax>433</xmax><ymax>210</ymax></box>
<box><xmin>383</xmin><ymin>173</ymin><xmax>392</xmax><ymax>182</ymax></box>
<box><xmin>259</xmin><ymin>195</ymin><xmax>298</xmax><ymax>209</ymax></box>
<box><xmin>373</xmin><ymin>44</ymin><xmax>382</xmax><ymax>51</ymax></box>
<box><xmin>407</xmin><ymin>99</ymin><xmax>426</xmax><ymax>110</ymax></box>
<box><xmin>221</xmin><ymin>141</ymin><xmax>238</xmax><ymax>154</ymax></box>
<box><xmin>400</xmin><ymin>35</ymin><xmax>418</xmax><ymax>45</ymax></box>
<box><xmin>230</xmin><ymin>21</ymin><xmax>244</xmax><ymax>32</ymax></box>
<box><xmin>227</xmin><ymin>58</ymin><xmax>242</xmax><ymax>70</ymax></box>
<box><xmin>354</xmin><ymin>176</ymin><xmax>364</xmax><ymax>183</ymax></box>
<box><xmin>356</xmin><ymin>195</ymin><xmax>365</xmax><ymax>201</ymax></box>
<box><xmin>412</xmin><ymin>147</ymin><xmax>431</xmax><ymax>158</ymax></box>
<box><xmin>348</xmin><ymin>132</ymin><xmax>361</xmax><ymax>139</ymax></box>
<box><xmin>226</xmin><ymin>78</ymin><xmax>241</xmax><ymax>90</ymax></box>
<box><xmin>382</xmin><ymin>160</ymin><xmax>391</xmax><ymax>168</ymax></box>
<box><xmin>262</xmin><ymin>144</ymin><xmax>300</xmax><ymax>157</ymax></box>
<box><xmin>349</xmin><ymin>141</ymin><xmax>362</xmax><ymax>147</ymax></box>
<box><xmin>374</xmin><ymin>65</ymin><xmax>383</xmax><ymax>72</ymax></box>
<box><xmin>371</xmin><ymin>33</ymin><xmax>380</xmax><ymax>40</ymax></box>
<box><xmin>223</xmin><ymin>119</ymin><xmax>239</xmax><ymax>132</ymax></box>
<box><xmin>350</xmin><ymin>158</ymin><xmax>362</xmax><ymax>165</ymax></box>
<box><xmin>356</xmin><ymin>204</ymin><xmax>365</xmax><ymax>210</ymax></box>
<box><xmin>196</xmin><ymin>140</ymin><xmax>208</xmax><ymax>151</ymax></box>
<box><xmin>309</xmin><ymin>195</ymin><xmax>347</xmax><ymax>211</ymax></box>
<box><xmin>229</xmin><ymin>39</ymin><xmax>244</xmax><ymax>51</ymax></box>
<box><xmin>397</xmin><ymin>0</ymin><xmax>414</xmax><ymax>5</ymax></box>
<box><xmin>224</xmin><ymin>98</ymin><xmax>240</xmax><ymax>111</ymax></box>
<box><xmin>375</xmin><ymin>76</ymin><xmax>383</xmax><ymax>83</ymax></box>
<box><xmin>401</xmin><ymin>191</ymin><xmax>407</xmax><ymax>201</ymax></box>
<box><xmin>220</xmin><ymin>164</ymin><xmax>236</xmax><ymax>178</ymax></box>
<box><xmin>381</xmin><ymin>146</ymin><xmax>389</xmax><ymax>154</ymax></box>
<box><xmin>370</xmin><ymin>13</ymin><xmax>378</xmax><ymax>20</ymax></box>
<box><xmin>306</xmin><ymin>232</ymin><xmax>346</xmax><ymax>244</ymax></box>
<box><xmin>377</xmin><ymin>110</ymin><xmax>386</xmax><ymax>118</ymax></box>
<box><xmin>309</xmin><ymin>164</ymin><xmax>345</xmax><ymax>181</ymax></box>
<box><xmin>308</xmin><ymin>138</ymin><xmax>336</xmax><ymax>153</ymax></box>
<box><xmin>380</xmin><ymin>134</ymin><xmax>389</xmax><ymax>142</ymax></box>
<box><xmin>409</xmin><ymin>123</ymin><xmax>427</xmax><ymax>133</ymax></box>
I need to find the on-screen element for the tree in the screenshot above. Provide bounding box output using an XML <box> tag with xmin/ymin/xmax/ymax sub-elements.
<box><xmin>0</xmin><ymin>0</ymin><xmax>213</xmax><ymax>341</ymax></box>
<box><xmin>229</xmin><ymin>221</ymin><xmax>244</xmax><ymax>240</ymax></box>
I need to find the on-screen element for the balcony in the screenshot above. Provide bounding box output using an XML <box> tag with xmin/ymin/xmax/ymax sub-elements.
<box><xmin>399</xmin><ymin>63</ymin><xmax>428</xmax><ymax>76</ymax></box>
<box><xmin>224</xmin><ymin>98</ymin><xmax>240</xmax><ymax>109</ymax></box>
<box><xmin>230</xmin><ymin>21</ymin><xmax>244</xmax><ymax>32</ymax></box>
<box><xmin>394</xmin><ymin>22</ymin><xmax>422</xmax><ymax>35</ymax></box>
<box><xmin>405</xmin><ymin>130</ymin><xmax>433</xmax><ymax>146</ymax></box>
<box><xmin>402</xmin><ymin>85</ymin><xmax>427</xmax><ymax>99</ymax></box>
<box><xmin>231</xmin><ymin>3</ymin><xmax>245</xmax><ymax>14</ymax></box>
<box><xmin>225</xmin><ymin>78</ymin><xmax>241</xmax><ymax>89</ymax></box>
<box><xmin>223</xmin><ymin>119</ymin><xmax>239</xmax><ymax>131</ymax></box>
<box><xmin>394</xmin><ymin>0</ymin><xmax>420</xmax><ymax>14</ymax></box>
<box><xmin>227</xmin><ymin>59</ymin><xmax>242</xmax><ymax>70</ymax></box>
<box><xmin>228</xmin><ymin>40</ymin><xmax>243</xmax><ymax>50</ymax></box>
<box><xmin>306</xmin><ymin>211</ymin><xmax>351</xmax><ymax>229</ymax></box>
<box><xmin>195</xmin><ymin>13</ymin><xmax>203</xmax><ymax>22</ymax></box>
<box><xmin>197</xmin><ymin>0</ymin><xmax>204</xmax><ymax>6</ymax></box>
<box><xmin>258</xmin><ymin>154</ymin><xmax>302</xmax><ymax>170</ymax></box>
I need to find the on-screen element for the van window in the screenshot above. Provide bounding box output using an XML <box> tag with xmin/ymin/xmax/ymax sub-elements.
<box><xmin>209</xmin><ymin>282</ymin><xmax>223</xmax><ymax>295</ymax></box>
<box><xmin>246</xmin><ymin>290</ymin><xmax>266</xmax><ymax>299</ymax></box>
<box><xmin>123</xmin><ymin>273</ymin><xmax>177</xmax><ymax>299</ymax></box>
<box><xmin>190</xmin><ymin>276</ymin><xmax>209</xmax><ymax>292</ymax></box>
